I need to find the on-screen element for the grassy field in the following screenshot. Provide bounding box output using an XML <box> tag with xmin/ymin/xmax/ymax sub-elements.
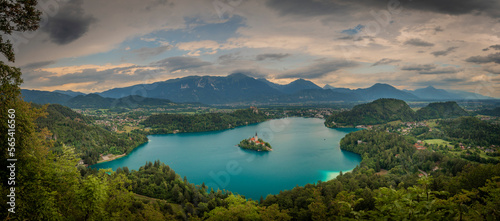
<box><xmin>424</xmin><ymin>139</ymin><xmax>452</xmax><ymax>147</ymax></box>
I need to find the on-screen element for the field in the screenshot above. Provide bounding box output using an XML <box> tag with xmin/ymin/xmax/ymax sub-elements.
<box><xmin>424</xmin><ymin>139</ymin><xmax>452</xmax><ymax>148</ymax></box>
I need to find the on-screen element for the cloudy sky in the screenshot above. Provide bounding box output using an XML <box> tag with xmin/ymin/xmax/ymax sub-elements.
<box><xmin>4</xmin><ymin>0</ymin><xmax>500</xmax><ymax>97</ymax></box>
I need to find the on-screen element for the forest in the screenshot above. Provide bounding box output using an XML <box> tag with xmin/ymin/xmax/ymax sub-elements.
<box><xmin>142</xmin><ymin>108</ymin><xmax>270</xmax><ymax>134</ymax></box>
<box><xmin>325</xmin><ymin>99</ymin><xmax>470</xmax><ymax>127</ymax></box>
<box><xmin>34</xmin><ymin>104</ymin><xmax>148</xmax><ymax>165</ymax></box>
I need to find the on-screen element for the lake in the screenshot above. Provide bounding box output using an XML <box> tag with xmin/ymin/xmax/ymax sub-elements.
<box><xmin>92</xmin><ymin>117</ymin><xmax>361</xmax><ymax>200</ymax></box>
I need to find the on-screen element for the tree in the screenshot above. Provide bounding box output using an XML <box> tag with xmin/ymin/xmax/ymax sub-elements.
<box><xmin>0</xmin><ymin>0</ymin><xmax>41</xmax><ymax>62</ymax></box>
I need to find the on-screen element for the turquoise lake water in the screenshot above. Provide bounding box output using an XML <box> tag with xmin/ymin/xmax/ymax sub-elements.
<box><xmin>92</xmin><ymin>117</ymin><xmax>361</xmax><ymax>200</ymax></box>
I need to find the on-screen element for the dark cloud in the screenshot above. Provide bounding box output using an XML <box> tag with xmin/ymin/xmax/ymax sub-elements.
<box><xmin>434</xmin><ymin>26</ymin><xmax>444</xmax><ymax>32</ymax></box>
<box><xmin>431</xmin><ymin>47</ymin><xmax>458</xmax><ymax>57</ymax></box>
<box><xmin>217</xmin><ymin>53</ymin><xmax>241</xmax><ymax>65</ymax></box>
<box><xmin>21</xmin><ymin>60</ymin><xmax>56</xmax><ymax>70</ymax></box>
<box><xmin>277</xmin><ymin>59</ymin><xmax>358</xmax><ymax>79</ymax></box>
<box><xmin>255</xmin><ymin>53</ymin><xmax>291</xmax><ymax>61</ymax></box>
<box><xmin>419</xmin><ymin>67</ymin><xmax>461</xmax><ymax>75</ymax></box>
<box><xmin>465</xmin><ymin>52</ymin><xmax>500</xmax><ymax>64</ymax></box>
<box><xmin>401</xmin><ymin>64</ymin><xmax>437</xmax><ymax>71</ymax></box>
<box><xmin>482</xmin><ymin>44</ymin><xmax>500</xmax><ymax>51</ymax></box>
<box><xmin>267</xmin><ymin>0</ymin><xmax>500</xmax><ymax>18</ymax></box>
<box><xmin>371</xmin><ymin>58</ymin><xmax>401</xmax><ymax>66</ymax></box>
<box><xmin>266</xmin><ymin>0</ymin><xmax>349</xmax><ymax>17</ymax></box>
<box><xmin>152</xmin><ymin>56</ymin><xmax>211</xmax><ymax>72</ymax></box>
<box><xmin>402</xmin><ymin>0</ymin><xmax>500</xmax><ymax>18</ymax></box>
<box><xmin>131</xmin><ymin>45</ymin><xmax>172</xmax><ymax>59</ymax></box>
<box><xmin>404</xmin><ymin>38</ymin><xmax>434</xmax><ymax>47</ymax></box>
<box><xmin>42</xmin><ymin>0</ymin><xmax>97</xmax><ymax>45</ymax></box>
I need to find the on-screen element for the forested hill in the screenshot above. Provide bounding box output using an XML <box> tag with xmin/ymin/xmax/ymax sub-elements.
<box><xmin>416</xmin><ymin>101</ymin><xmax>469</xmax><ymax>120</ymax></box>
<box><xmin>34</xmin><ymin>104</ymin><xmax>148</xmax><ymax>164</ymax></box>
<box><xmin>325</xmin><ymin>99</ymin><xmax>469</xmax><ymax>127</ymax></box>
<box><xmin>325</xmin><ymin>98</ymin><xmax>416</xmax><ymax>127</ymax></box>
<box><xmin>142</xmin><ymin>108</ymin><xmax>269</xmax><ymax>134</ymax></box>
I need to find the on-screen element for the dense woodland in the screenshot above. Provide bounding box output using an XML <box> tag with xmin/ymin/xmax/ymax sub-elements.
<box><xmin>325</xmin><ymin>99</ymin><xmax>470</xmax><ymax>127</ymax></box>
<box><xmin>34</xmin><ymin>104</ymin><xmax>148</xmax><ymax>165</ymax></box>
<box><xmin>142</xmin><ymin>108</ymin><xmax>270</xmax><ymax>134</ymax></box>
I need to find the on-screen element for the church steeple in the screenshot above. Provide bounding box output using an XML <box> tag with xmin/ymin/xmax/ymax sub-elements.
<box><xmin>255</xmin><ymin>132</ymin><xmax>258</xmax><ymax>140</ymax></box>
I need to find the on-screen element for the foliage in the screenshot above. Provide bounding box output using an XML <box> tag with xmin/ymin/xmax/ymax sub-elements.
<box><xmin>34</xmin><ymin>103</ymin><xmax>148</xmax><ymax>165</ymax></box>
<box><xmin>238</xmin><ymin>138</ymin><xmax>272</xmax><ymax>151</ymax></box>
<box><xmin>325</xmin><ymin>98</ymin><xmax>417</xmax><ymax>127</ymax></box>
<box><xmin>416</xmin><ymin>101</ymin><xmax>469</xmax><ymax>120</ymax></box>
<box><xmin>143</xmin><ymin>108</ymin><xmax>269</xmax><ymax>134</ymax></box>
<box><xmin>0</xmin><ymin>0</ymin><xmax>41</xmax><ymax>62</ymax></box>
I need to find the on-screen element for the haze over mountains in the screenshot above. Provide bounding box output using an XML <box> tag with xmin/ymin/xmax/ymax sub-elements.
<box><xmin>22</xmin><ymin>74</ymin><xmax>496</xmax><ymax>106</ymax></box>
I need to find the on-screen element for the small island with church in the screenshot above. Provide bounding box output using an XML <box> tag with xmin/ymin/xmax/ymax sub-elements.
<box><xmin>238</xmin><ymin>133</ymin><xmax>272</xmax><ymax>152</ymax></box>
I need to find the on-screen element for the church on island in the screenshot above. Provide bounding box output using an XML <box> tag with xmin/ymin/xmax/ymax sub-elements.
<box><xmin>238</xmin><ymin>132</ymin><xmax>272</xmax><ymax>152</ymax></box>
<box><xmin>249</xmin><ymin>133</ymin><xmax>262</xmax><ymax>145</ymax></box>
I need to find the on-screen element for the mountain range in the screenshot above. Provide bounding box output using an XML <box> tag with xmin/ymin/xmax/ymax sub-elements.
<box><xmin>21</xmin><ymin>74</ymin><xmax>496</xmax><ymax>106</ymax></box>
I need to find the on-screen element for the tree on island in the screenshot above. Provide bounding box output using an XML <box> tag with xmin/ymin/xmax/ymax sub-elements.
<box><xmin>238</xmin><ymin>133</ymin><xmax>272</xmax><ymax>151</ymax></box>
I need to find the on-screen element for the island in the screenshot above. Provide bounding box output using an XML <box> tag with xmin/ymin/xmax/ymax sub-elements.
<box><xmin>238</xmin><ymin>133</ymin><xmax>272</xmax><ymax>151</ymax></box>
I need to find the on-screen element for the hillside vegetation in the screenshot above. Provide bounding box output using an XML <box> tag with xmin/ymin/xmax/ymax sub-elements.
<box><xmin>34</xmin><ymin>104</ymin><xmax>148</xmax><ymax>164</ymax></box>
<box><xmin>325</xmin><ymin>99</ymin><xmax>469</xmax><ymax>127</ymax></box>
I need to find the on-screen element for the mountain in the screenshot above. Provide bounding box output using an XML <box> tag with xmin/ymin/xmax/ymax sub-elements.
<box><xmin>446</xmin><ymin>90</ymin><xmax>495</xmax><ymax>100</ymax></box>
<box><xmin>354</xmin><ymin>83</ymin><xmax>419</xmax><ymax>101</ymax></box>
<box><xmin>274</xmin><ymin>89</ymin><xmax>362</xmax><ymax>103</ymax></box>
<box><xmin>256</xmin><ymin>78</ymin><xmax>283</xmax><ymax>90</ymax></box>
<box><xmin>65</xmin><ymin>94</ymin><xmax>174</xmax><ymax>109</ymax></box>
<box><xmin>100</xmin><ymin>73</ymin><xmax>283</xmax><ymax>104</ymax></box>
<box><xmin>280</xmin><ymin>78</ymin><xmax>322</xmax><ymax>94</ymax></box>
<box><xmin>416</xmin><ymin>101</ymin><xmax>469</xmax><ymax>120</ymax></box>
<box><xmin>325</xmin><ymin>98</ymin><xmax>417</xmax><ymax>127</ymax></box>
<box><xmin>323</xmin><ymin>84</ymin><xmax>336</xmax><ymax>89</ymax></box>
<box><xmin>21</xmin><ymin>89</ymin><xmax>73</xmax><ymax>105</ymax></box>
<box><xmin>53</xmin><ymin>90</ymin><xmax>86</xmax><ymax>97</ymax></box>
<box><xmin>409</xmin><ymin>86</ymin><xmax>460</xmax><ymax>100</ymax></box>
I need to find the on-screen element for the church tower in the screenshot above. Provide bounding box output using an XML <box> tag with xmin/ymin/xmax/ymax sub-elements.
<box><xmin>254</xmin><ymin>132</ymin><xmax>258</xmax><ymax>140</ymax></box>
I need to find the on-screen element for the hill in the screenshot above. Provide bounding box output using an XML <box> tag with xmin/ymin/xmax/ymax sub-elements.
<box><xmin>21</xmin><ymin>89</ymin><xmax>73</xmax><ymax>104</ymax></box>
<box><xmin>325</xmin><ymin>98</ymin><xmax>417</xmax><ymax>127</ymax></box>
<box><xmin>476</xmin><ymin>107</ymin><xmax>500</xmax><ymax>117</ymax></box>
<box><xmin>416</xmin><ymin>101</ymin><xmax>469</xmax><ymax>120</ymax></box>
<box><xmin>53</xmin><ymin>90</ymin><xmax>86</xmax><ymax>97</ymax></box>
<box><xmin>34</xmin><ymin>103</ymin><xmax>148</xmax><ymax>164</ymax></box>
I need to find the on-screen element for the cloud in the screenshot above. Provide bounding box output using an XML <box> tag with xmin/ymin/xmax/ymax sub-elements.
<box><xmin>255</xmin><ymin>53</ymin><xmax>291</xmax><ymax>61</ymax></box>
<box><xmin>42</xmin><ymin>0</ymin><xmax>97</xmax><ymax>45</ymax></box>
<box><xmin>404</xmin><ymin>38</ymin><xmax>435</xmax><ymax>47</ymax></box>
<box><xmin>431</xmin><ymin>47</ymin><xmax>458</xmax><ymax>57</ymax></box>
<box><xmin>131</xmin><ymin>45</ymin><xmax>173</xmax><ymax>59</ymax></box>
<box><xmin>277</xmin><ymin>59</ymin><xmax>358</xmax><ymax>79</ymax></box>
<box><xmin>465</xmin><ymin>52</ymin><xmax>500</xmax><ymax>64</ymax></box>
<box><xmin>402</xmin><ymin>0</ymin><xmax>500</xmax><ymax>18</ymax></box>
<box><xmin>371</xmin><ymin>58</ymin><xmax>401</xmax><ymax>66</ymax></box>
<box><xmin>419</xmin><ymin>67</ymin><xmax>461</xmax><ymax>75</ymax></box>
<box><xmin>21</xmin><ymin>60</ymin><xmax>56</xmax><ymax>70</ymax></box>
<box><xmin>152</xmin><ymin>56</ymin><xmax>211</xmax><ymax>72</ymax></box>
<box><xmin>266</xmin><ymin>0</ymin><xmax>349</xmax><ymax>17</ymax></box>
<box><xmin>401</xmin><ymin>64</ymin><xmax>437</xmax><ymax>71</ymax></box>
<box><xmin>482</xmin><ymin>44</ymin><xmax>500</xmax><ymax>51</ymax></box>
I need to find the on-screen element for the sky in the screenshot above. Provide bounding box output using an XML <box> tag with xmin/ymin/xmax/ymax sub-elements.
<box><xmin>3</xmin><ymin>0</ymin><xmax>500</xmax><ymax>97</ymax></box>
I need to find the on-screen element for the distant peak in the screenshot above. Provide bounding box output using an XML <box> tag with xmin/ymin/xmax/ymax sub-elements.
<box><xmin>228</xmin><ymin>73</ymin><xmax>250</xmax><ymax>78</ymax></box>
<box><xmin>371</xmin><ymin>83</ymin><xmax>394</xmax><ymax>88</ymax></box>
<box><xmin>425</xmin><ymin>86</ymin><xmax>436</xmax><ymax>89</ymax></box>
